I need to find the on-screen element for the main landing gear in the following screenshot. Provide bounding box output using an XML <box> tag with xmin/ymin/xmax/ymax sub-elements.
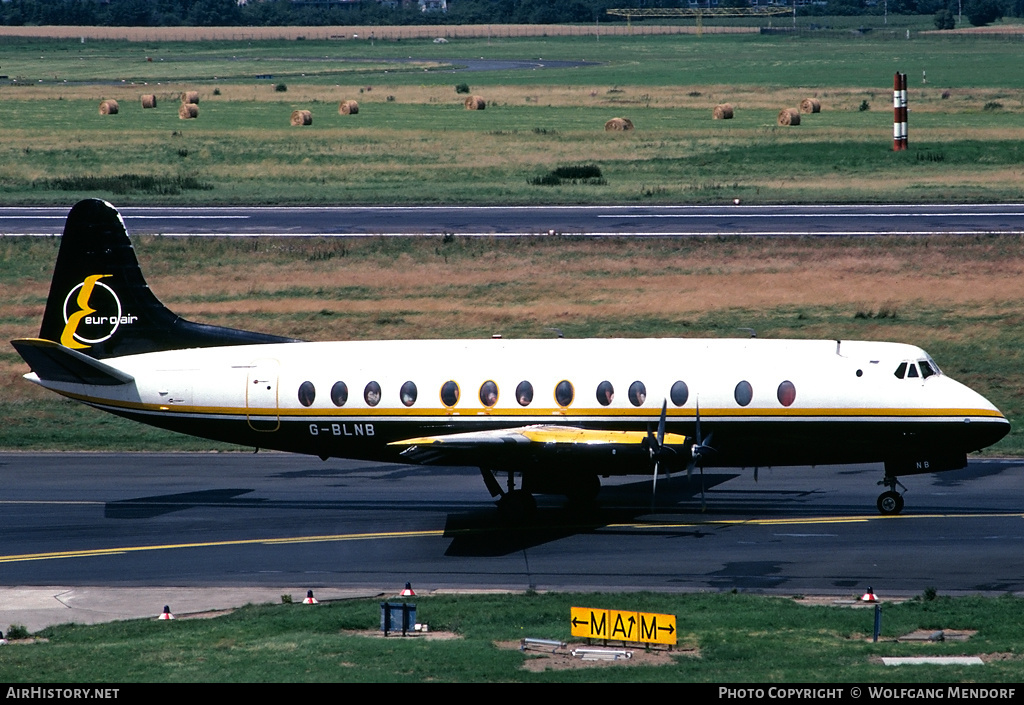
<box><xmin>876</xmin><ymin>475</ymin><xmax>907</xmax><ymax>516</ymax></box>
<box><xmin>481</xmin><ymin>467</ymin><xmax>537</xmax><ymax>522</ymax></box>
<box><xmin>480</xmin><ymin>468</ymin><xmax>603</xmax><ymax>522</ymax></box>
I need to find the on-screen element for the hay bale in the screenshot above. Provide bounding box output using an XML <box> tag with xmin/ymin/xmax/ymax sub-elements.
<box><xmin>800</xmin><ymin>98</ymin><xmax>821</xmax><ymax>114</ymax></box>
<box><xmin>604</xmin><ymin>117</ymin><xmax>634</xmax><ymax>131</ymax></box>
<box><xmin>338</xmin><ymin>100</ymin><xmax>359</xmax><ymax>115</ymax></box>
<box><xmin>98</xmin><ymin>99</ymin><xmax>119</xmax><ymax>115</ymax></box>
<box><xmin>178</xmin><ymin>102</ymin><xmax>199</xmax><ymax>120</ymax></box>
<box><xmin>291</xmin><ymin>109</ymin><xmax>313</xmax><ymax>126</ymax></box>
<box><xmin>713</xmin><ymin>103</ymin><xmax>734</xmax><ymax>120</ymax></box>
<box><xmin>464</xmin><ymin>95</ymin><xmax>486</xmax><ymax>110</ymax></box>
<box><xmin>777</xmin><ymin>108</ymin><xmax>801</xmax><ymax>126</ymax></box>
<box><xmin>140</xmin><ymin>94</ymin><xmax>157</xmax><ymax>109</ymax></box>
<box><xmin>182</xmin><ymin>90</ymin><xmax>200</xmax><ymax>104</ymax></box>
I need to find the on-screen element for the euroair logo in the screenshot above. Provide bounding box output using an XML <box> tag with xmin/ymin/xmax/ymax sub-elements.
<box><xmin>61</xmin><ymin>274</ymin><xmax>137</xmax><ymax>349</ymax></box>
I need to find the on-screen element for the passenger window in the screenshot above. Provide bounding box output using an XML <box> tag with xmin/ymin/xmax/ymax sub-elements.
<box><xmin>364</xmin><ymin>381</ymin><xmax>381</xmax><ymax>407</ymax></box>
<box><xmin>440</xmin><ymin>381</ymin><xmax>460</xmax><ymax>407</ymax></box>
<box><xmin>894</xmin><ymin>362</ymin><xmax>908</xmax><ymax>379</ymax></box>
<box><xmin>734</xmin><ymin>380</ymin><xmax>753</xmax><ymax>407</ymax></box>
<box><xmin>777</xmin><ymin>380</ymin><xmax>796</xmax><ymax>407</ymax></box>
<box><xmin>670</xmin><ymin>380</ymin><xmax>689</xmax><ymax>407</ymax></box>
<box><xmin>479</xmin><ymin>380</ymin><xmax>498</xmax><ymax>407</ymax></box>
<box><xmin>400</xmin><ymin>381</ymin><xmax>417</xmax><ymax>407</ymax></box>
<box><xmin>628</xmin><ymin>381</ymin><xmax>647</xmax><ymax>407</ymax></box>
<box><xmin>555</xmin><ymin>380</ymin><xmax>574</xmax><ymax>407</ymax></box>
<box><xmin>330</xmin><ymin>381</ymin><xmax>348</xmax><ymax>407</ymax></box>
<box><xmin>298</xmin><ymin>381</ymin><xmax>315</xmax><ymax>407</ymax></box>
<box><xmin>516</xmin><ymin>381</ymin><xmax>534</xmax><ymax>407</ymax></box>
<box><xmin>596</xmin><ymin>381</ymin><xmax>614</xmax><ymax>406</ymax></box>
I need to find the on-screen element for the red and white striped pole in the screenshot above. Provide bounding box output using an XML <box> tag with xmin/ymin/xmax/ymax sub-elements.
<box><xmin>893</xmin><ymin>72</ymin><xmax>908</xmax><ymax>151</ymax></box>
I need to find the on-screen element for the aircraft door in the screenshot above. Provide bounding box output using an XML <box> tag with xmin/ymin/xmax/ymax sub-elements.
<box><xmin>246</xmin><ymin>359</ymin><xmax>280</xmax><ymax>432</ymax></box>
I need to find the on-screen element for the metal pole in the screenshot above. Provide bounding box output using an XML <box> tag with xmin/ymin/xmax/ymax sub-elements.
<box><xmin>893</xmin><ymin>72</ymin><xmax>907</xmax><ymax>151</ymax></box>
<box><xmin>893</xmin><ymin>73</ymin><xmax>901</xmax><ymax>151</ymax></box>
<box><xmin>901</xmin><ymin>71</ymin><xmax>908</xmax><ymax>150</ymax></box>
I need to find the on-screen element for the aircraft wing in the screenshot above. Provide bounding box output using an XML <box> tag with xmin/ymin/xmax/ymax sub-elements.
<box><xmin>11</xmin><ymin>338</ymin><xmax>135</xmax><ymax>386</ymax></box>
<box><xmin>390</xmin><ymin>425</ymin><xmax>688</xmax><ymax>466</ymax></box>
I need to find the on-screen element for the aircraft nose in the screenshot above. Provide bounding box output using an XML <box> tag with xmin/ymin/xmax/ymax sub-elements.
<box><xmin>960</xmin><ymin>385</ymin><xmax>1010</xmax><ymax>450</ymax></box>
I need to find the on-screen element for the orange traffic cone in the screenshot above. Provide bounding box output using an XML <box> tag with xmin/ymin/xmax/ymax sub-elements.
<box><xmin>860</xmin><ymin>587</ymin><xmax>878</xmax><ymax>603</ymax></box>
<box><xmin>400</xmin><ymin>582</ymin><xmax>416</xmax><ymax>597</ymax></box>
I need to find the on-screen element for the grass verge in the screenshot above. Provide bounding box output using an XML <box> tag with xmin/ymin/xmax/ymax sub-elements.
<box><xmin>2</xmin><ymin>591</ymin><xmax>1024</xmax><ymax>682</ymax></box>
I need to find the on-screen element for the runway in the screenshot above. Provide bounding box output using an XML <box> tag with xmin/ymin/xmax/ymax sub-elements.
<box><xmin>1</xmin><ymin>452</ymin><xmax>1021</xmax><ymax>596</ymax></box>
<box><xmin>3</xmin><ymin>203</ymin><xmax>1024</xmax><ymax>237</ymax></box>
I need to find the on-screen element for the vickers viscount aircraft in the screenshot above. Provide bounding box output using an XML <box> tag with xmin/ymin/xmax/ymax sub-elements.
<box><xmin>11</xmin><ymin>200</ymin><xmax>1010</xmax><ymax>518</ymax></box>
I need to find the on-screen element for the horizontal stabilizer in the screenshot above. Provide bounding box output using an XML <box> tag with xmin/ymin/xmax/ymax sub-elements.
<box><xmin>11</xmin><ymin>338</ymin><xmax>135</xmax><ymax>386</ymax></box>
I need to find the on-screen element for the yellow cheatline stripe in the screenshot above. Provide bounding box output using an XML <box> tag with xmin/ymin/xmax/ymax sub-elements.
<box><xmin>52</xmin><ymin>390</ymin><xmax>1007</xmax><ymax>421</ymax></box>
<box><xmin>3</xmin><ymin>512</ymin><xmax>1023</xmax><ymax>565</ymax></box>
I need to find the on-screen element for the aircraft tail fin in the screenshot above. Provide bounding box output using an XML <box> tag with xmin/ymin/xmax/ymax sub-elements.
<box><xmin>35</xmin><ymin>199</ymin><xmax>297</xmax><ymax>359</ymax></box>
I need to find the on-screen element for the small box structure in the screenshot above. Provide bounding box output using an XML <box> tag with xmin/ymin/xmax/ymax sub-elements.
<box><xmin>380</xmin><ymin>602</ymin><xmax>416</xmax><ymax>637</ymax></box>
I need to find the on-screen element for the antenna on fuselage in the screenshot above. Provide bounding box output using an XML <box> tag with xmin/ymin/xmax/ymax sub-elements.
<box><xmin>738</xmin><ymin>328</ymin><xmax>756</xmax><ymax>338</ymax></box>
<box><xmin>547</xmin><ymin>328</ymin><xmax>565</xmax><ymax>339</ymax></box>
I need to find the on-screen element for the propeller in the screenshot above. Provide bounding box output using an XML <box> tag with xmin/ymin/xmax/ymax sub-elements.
<box><xmin>646</xmin><ymin>400</ymin><xmax>674</xmax><ymax>507</ymax></box>
<box><xmin>686</xmin><ymin>398</ymin><xmax>717</xmax><ymax>510</ymax></box>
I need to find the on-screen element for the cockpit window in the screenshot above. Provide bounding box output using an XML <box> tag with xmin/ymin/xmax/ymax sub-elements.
<box><xmin>894</xmin><ymin>362</ymin><xmax>907</xmax><ymax>379</ymax></box>
<box><xmin>907</xmin><ymin>364</ymin><xmax>919</xmax><ymax>378</ymax></box>
<box><xmin>919</xmin><ymin>360</ymin><xmax>936</xmax><ymax>379</ymax></box>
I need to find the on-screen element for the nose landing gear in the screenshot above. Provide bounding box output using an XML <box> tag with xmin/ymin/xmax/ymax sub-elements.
<box><xmin>876</xmin><ymin>475</ymin><xmax>907</xmax><ymax>515</ymax></box>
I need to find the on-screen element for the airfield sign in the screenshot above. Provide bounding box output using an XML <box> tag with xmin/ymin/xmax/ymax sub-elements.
<box><xmin>570</xmin><ymin>606</ymin><xmax>677</xmax><ymax>646</ymax></box>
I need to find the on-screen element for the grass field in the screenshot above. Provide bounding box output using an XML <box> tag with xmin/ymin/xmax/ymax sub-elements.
<box><xmin>1</xmin><ymin>27</ymin><xmax>1024</xmax><ymax>204</ymax></box>
<box><xmin>2</xmin><ymin>591</ymin><xmax>1024</xmax><ymax>682</ymax></box>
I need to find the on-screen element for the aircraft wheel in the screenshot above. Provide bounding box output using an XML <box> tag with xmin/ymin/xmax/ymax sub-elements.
<box><xmin>876</xmin><ymin>490</ymin><xmax>904</xmax><ymax>516</ymax></box>
<box><xmin>497</xmin><ymin>490</ymin><xmax>537</xmax><ymax>523</ymax></box>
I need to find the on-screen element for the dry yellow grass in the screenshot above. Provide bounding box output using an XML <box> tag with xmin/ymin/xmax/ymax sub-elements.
<box><xmin>8</xmin><ymin>81</ymin><xmax>1020</xmax><ymax>114</ymax></box>
<box><xmin>107</xmin><ymin>236</ymin><xmax>1024</xmax><ymax>341</ymax></box>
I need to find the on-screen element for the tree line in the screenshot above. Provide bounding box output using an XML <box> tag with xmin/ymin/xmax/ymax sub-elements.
<box><xmin>0</xmin><ymin>0</ymin><xmax>1020</xmax><ymax>28</ymax></box>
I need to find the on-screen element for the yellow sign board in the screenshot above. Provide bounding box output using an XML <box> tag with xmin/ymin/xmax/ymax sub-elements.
<box><xmin>570</xmin><ymin>606</ymin><xmax>677</xmax><ymax>646</ymax></box>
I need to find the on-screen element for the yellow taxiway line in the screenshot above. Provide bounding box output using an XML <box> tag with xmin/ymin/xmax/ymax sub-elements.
<box><xmin>1</xmin><ymin>512</ymin><xmax>1022</xmax><ymax>565</ymax></box>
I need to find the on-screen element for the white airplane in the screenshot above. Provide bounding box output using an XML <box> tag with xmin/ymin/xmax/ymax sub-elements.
<box><xmin>11</xmin><ymin>200</ymin><xmax>1011</xmax><ymax>518</ymax></box>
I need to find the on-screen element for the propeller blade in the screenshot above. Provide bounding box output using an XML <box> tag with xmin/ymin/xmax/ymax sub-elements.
<box><xmin>656</xmin><ymin>399</ymin><xmax>667</xmax><ymax>446</ymax></box>
<box><xmin>649</xmin><ymin>400</ymin><xmax>670</xmax><ymax>506</ymax></box>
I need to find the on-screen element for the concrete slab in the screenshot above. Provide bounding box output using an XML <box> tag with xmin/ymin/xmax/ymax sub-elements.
<box><xmin>882</xmin><ymin>656</ymin><xmax>984</xmax><ymax>666</ymax></box>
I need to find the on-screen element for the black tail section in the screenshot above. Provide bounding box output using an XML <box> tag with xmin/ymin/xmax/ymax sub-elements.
<box><xmin>36</xmin><ymin>199</ymin><xmax>298</xmax><ymax>359</ymax></box>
